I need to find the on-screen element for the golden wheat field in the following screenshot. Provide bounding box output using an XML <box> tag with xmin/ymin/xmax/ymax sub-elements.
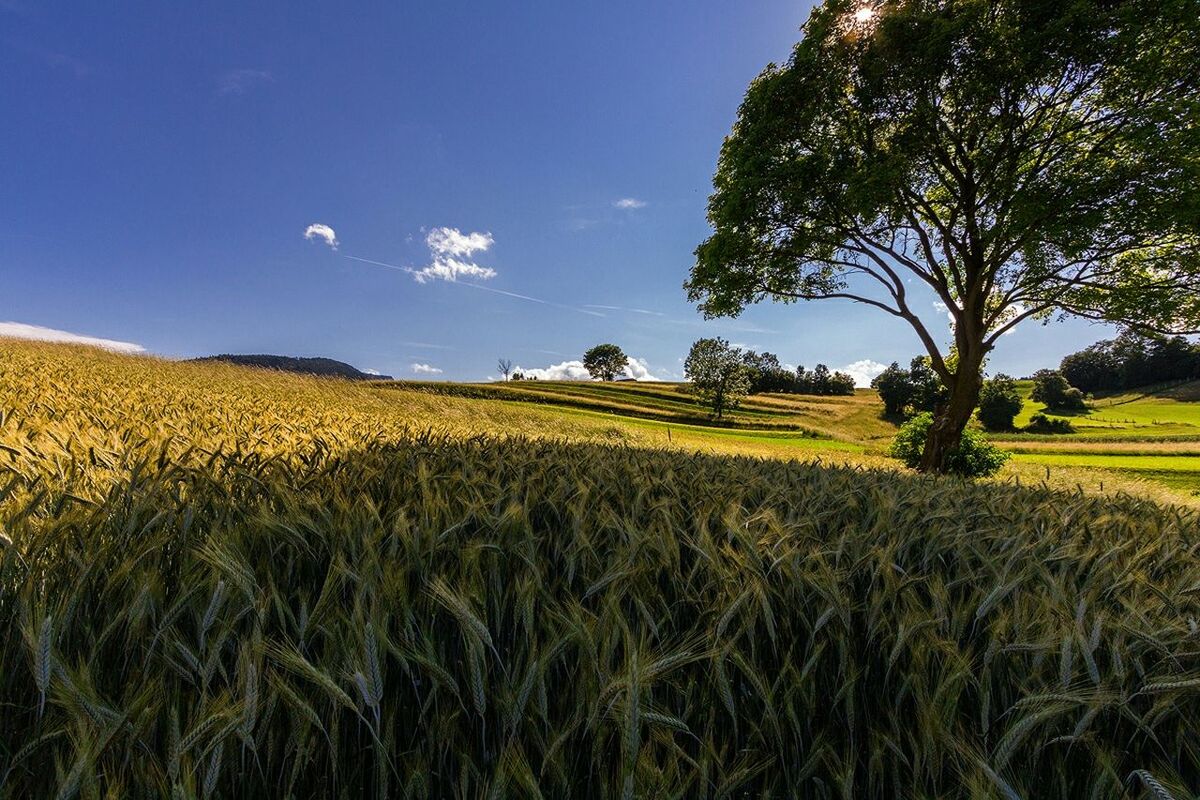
<box><xmin>2</xmin><ymin>340</ymin><xmax>1200</xmax><ymax>798</ymax></box>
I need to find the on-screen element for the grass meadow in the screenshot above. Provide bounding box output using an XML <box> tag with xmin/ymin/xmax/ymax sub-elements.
<box><xmin>2</xmin><ymin>340</ymin><xmax>1200</xmax><ymax>797</ymax></box>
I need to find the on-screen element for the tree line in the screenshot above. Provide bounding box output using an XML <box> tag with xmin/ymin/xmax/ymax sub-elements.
<box><xmin>1060</xmin><ymin>332</ymin><xmax>1200</xmax><ymax>394</ymax></box>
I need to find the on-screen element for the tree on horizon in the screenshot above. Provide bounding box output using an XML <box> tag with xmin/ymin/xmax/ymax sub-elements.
<box><xmin>582</xmin><ymin>343</ymin><xmax>629</xmax><ymax>381</ymax></box>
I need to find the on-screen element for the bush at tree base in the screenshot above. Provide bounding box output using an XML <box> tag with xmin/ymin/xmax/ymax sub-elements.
<box><xmin>888</xmin><ymin>412</ymin><xmax>1010</xmax><ymax>477</ymax></box>
<box><xmin>1026</xmin><ymin>413</ymin><xmax>1076</xmax><ymax>434</ymax></box>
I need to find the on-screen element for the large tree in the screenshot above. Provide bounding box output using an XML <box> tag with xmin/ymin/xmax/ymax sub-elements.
<box><xmin>684</xmin><ymin>337</ymin><xmax>751</xmax><ymax>419</ymax></box>
<box><xmin>687</xmin><ymin>0</ymin><xmax>1200</xmax><ymax>472</ymax></box>
<box><xmin>582</xmin><ymin>343</ymin><xmax>629</xmax><ymax>381</ymax></box>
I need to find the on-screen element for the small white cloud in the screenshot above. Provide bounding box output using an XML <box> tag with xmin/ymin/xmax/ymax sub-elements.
<box><xmin>411</xmin><ymin>227</ymin><xmax>498</xmax><ymax>284</ymax></box>
<box><xmin>840</xmin><ymin>359</ymin><xmax>888</xmax><ymax>388</ymax></box>
<box><xmin>614</xmin><ymin>198</ymin><xmax>646</xmax><ymax>210</ymax></box>
<box><xmin>363</xmin><ymin>368</ymin><xmax>382</xmax><ymax>376</ymax></box>
<box><xmin>304</xmin><ymin>223</ymin><xmax>338</xmax><ymax>250</ymax></box>
<box><xmin>410</xmin><ymin>363</ymin><xmax>443</xmax><ymax>375</ymax></box>
<box><xmin>219</xmin><ymin>68</ymin><xmax>273</xmax><ymax>95</ymax></box>
<box><xmin>426</xmin><ymin>227</ymin><xmax>494</xmax><ymax>258</ymax></box>
<box><xmin>411</xmin><ymin>257</ymin><xmax>497</xmax><ymax>284</ymax></box>
<box><xmin>0</xmin><ymin>321</ymin><xmax>145</xmax><ymax>354</ymax></box>
<box><xmin>515</xmin><ymin>355</ymin><xmax>658</xmax><ymax>382</ymax></box>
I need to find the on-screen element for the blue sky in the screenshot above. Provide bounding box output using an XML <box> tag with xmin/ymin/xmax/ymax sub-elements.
<box><xmin>1</xmin><ymin>1</ymin><xmax>1117</xmax><ymax>382</ymax></box>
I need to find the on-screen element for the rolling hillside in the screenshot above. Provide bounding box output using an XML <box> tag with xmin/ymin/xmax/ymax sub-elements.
<box><xmin>391</xmin><ymin>375</ymin><xmax>1200</xmax><ymax>500</ymax></box>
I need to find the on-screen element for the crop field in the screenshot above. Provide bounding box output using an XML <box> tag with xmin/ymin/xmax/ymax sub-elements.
<box><xmin>1010</xmin><ymin>381</ymin><xmax>1200</xmax><ymax>438</ymax></box>
<box><xmin>3</xmin><ymin>340</ymin><xmax>1200</xmax><ymax>798</ymax></box>
<box><xmin>390</xmin><ymin>378</ymin><xmax>896</xmax><ymax>443</ymax></box>
<box><xmin>986</xmin><ymin>382</ymin><xmax>1200</xmax><ymax>496</ymax></box>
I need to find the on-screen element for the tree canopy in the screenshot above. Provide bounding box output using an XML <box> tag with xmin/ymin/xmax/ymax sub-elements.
<box><xmin>1061</xmin><ymin>331</ymin><xmax>1200</xmax><ymax>392</ymax></box>
<box><xmin>687</xmin><ymin>0</ymin><xmax>1200</xmax><ymax>471</ymax></box>
<box><xmin>582</xmin><ymin>344</ymin><xmax>629</xmax><ymax>381</ymax></box>
<box><xmin>684</xmin><ymin>338</ymin><xmax>751</xmax><ymax>419</ymax></box>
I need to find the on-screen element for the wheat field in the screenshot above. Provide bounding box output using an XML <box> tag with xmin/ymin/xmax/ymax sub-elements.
<box><xmin>2</xmin><ymin>340</ymin><xmax>1200</xmax><ymax>798</ymax></box>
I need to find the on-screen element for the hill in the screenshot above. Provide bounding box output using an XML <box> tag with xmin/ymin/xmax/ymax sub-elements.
<box><xmin>393</xmin><ymin>376</ymin><xmax>1200</xmax><ymax>499</ymax></box>
<box><xmin>191</xmin><ymin>353</ymin><xmax>391</xmax><ymax>380</ymax></box>
<box><xmin>3</xmin><ymin>339</ymin><xmax>1199</xmax><ymax>798</ymax></box>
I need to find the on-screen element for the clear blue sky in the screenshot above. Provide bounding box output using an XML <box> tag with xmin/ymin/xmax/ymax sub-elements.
<box><xmin>1</xmin><ymin>1</ymin><xmax>1115</xmax><ymax>382</ymax></box>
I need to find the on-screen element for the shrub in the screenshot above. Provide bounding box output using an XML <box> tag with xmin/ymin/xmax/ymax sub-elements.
<box><xmin>888</xmin><ymin>412</ymin><xmax>1010</xmax><ymax>477</ymax></box>
<box><xmin>1025</xmin><ymin>413</ymin><xmax>1075</xmax><ymax>434</ymax></box>
<box><xmin>976</xmin><ymin>374</ymin><xmax>1022</xmax><ymax>431</ymax></box>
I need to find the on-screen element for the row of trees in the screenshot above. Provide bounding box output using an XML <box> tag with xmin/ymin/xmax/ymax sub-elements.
<box><xmin>1060</xmin><ymin>332</ymin><xmax>1200</xmax><ymax>394</ymax></box>
<box><xmin>870</xmin><ymin>359</ymin><xmax>948</xmax><ymax>418</ymax></box>
<box><xmin>873</xmin><ymin>359</ymin><xmax>1089</xmax><ymax>433</ymax></box>
<box><xmin>742</xmin><ymin>350</ymin><xmax>855</xmax><ymax>396</ymax></box>
<box><xmin>687</xmin><ymin>339</ymin><xmax>858</xmax><ymax>418</ymax></box>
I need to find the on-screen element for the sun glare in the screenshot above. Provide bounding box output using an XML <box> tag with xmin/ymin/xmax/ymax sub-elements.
<box><xmin>840</xmin><ymin>3</ymin><xmax>881</xmax><ymax>36</ymax></box>
<box><xmin>853</xmin><ymin>6</ymin><xmax>876</xmax><ymax>23</ymax></box>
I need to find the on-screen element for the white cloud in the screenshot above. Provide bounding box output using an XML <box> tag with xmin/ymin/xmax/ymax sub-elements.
<box><xmin>410</xmin><ymin>363</ymin><xmax>443</xmax><ymax>375</ymax></box>
<box><xmin>515</xmin><ymin>360</ymin><xmax>592</xmax><ymax>381</ymax></box>
<box><xmin>840</xmin><ymin>359</ymin><xmax>888</xmax><ymax>388</ymax></box>
<box><xmin>411</xmin><ymin>227</ymin><xmax>497</xmax><ymax>284</ymax></box>
<box><xmin>614</xmin><ymin>198</ymin><xmax>646</xmax><ymax>210</ymax></box>
<box><xmin>624</xmin><ymin>357</ymin><xmax>659</xmax><ymax>381</ymax></box>
<box><xmin>363</xmin><ymin>368</ymin><xmax>382</xmax><ymax>376</ymax></box>
<box><xmin>411</xmin><ymin>257</ymin><xmax>497</xmax><ymax>284</ymax></box>
<box><xmin>514</xmin><ymin>355</ymin><xmax>658</xmax><ymax>382</ymax></box>
<box><xmin>304</xmin><ymin>223</ymin><xmax>338</xmax><ymax>250</ymax></box>
<box><xmin>0</xmin><ymin>321</ymin><xmax>145</xmax><ymax>354</ymax></box>
<box><xmin>426</xmin><ymin>227</ymin><xmax>494</xmax><ymax>258</ymax></box>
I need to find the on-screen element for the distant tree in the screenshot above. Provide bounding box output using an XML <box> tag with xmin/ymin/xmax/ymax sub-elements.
<box><xmin>1030</xmin><ymin>369</ymin><xmax>1087</xmax><ymax>411</ymax></box>
<box><xmin>684</xmin><ymin>338</ymin><xmax>750</xmax><ymax>419</ymax></box>
<box><xmin>871</xmin><ymin>362</ymin><xmax>912</xmax><ymax>417</ymax></box>
<box><xmin>1060</xmin><ymin>342</ymin><xmax>1122</xmax><ymax>394</ymax></box>
<box><xmin>907</xmin><ymin>357</ymin><xmax>948</xmax><ymax>414</ymax></box>
<box><xmin>810</xmin><ymin>364</ymin><xmax>832</xmax><ymax>395</ymax></box>
<box><xmin>511</xmin><ymin>372</ymin><xmax>524</xmax><ymax>381</ymax></box>
<box><xmin>1061</xmin><ymin>330</ymin><xmax>1200</xmax><ymax>392</ymax></box>
<box><xmin>827</xmin><ymin>371</ymin><xmax>856</xmax><ymax>395</ymax></box>
<box><xmin>582</xmin><ymin>344</ymin><xmax>629</xmax><ymax>381</ymax></box>
<box><xmin>792</xmin><ymin>363</ymin><xmax>856</xmax><ymax>396</ymax></box>
<box><xmin>977</xmin><ymin>375</ymin><xmax>1023</xmax><ymax>431</ymax></box>
<box><xmin>686</xmin><ymin>0</ymin><xmax>1200</xmax><ymax>473</ymax></box>
<box><xmin>497</xmin><ymin>359</ymin><xmax>514</xmax><ymax>382</ymax></box>
<box><xmin>742</xmin><ymin>350</ymin><xmax>794</xmax><ymax>393</ymax></box>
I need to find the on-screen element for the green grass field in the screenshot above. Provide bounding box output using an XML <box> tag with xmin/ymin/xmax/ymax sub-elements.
<box><xmin>385</xmin><ymin>375</ymin><xmax>1200</xmax><ymax>502</ymax></box>
<box><xmin>3</xmin><ymin>339</ymin><xmax>1199</xmax><ymax>798</ymax></box>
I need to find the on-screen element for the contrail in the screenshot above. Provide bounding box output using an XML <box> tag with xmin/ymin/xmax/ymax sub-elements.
<box><xmin>583</xmin><ymin>304</ymin><xmax>664</xmax><ymax>316</ymax></box>
<box><xmin>340</xmin><ymin>253</ymin><xmax>605</xmax><ymax>318</ymax></box>
<box><xmin>341</xmin><ymin>254</ymin><xmax>408</xmax><ymax>273</ymax></box>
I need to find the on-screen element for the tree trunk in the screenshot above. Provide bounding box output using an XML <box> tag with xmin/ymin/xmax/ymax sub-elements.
<box><xmin>918</xmin><ymin>368</ymin><xmax>982</xmax><ymax>474</ymax></box>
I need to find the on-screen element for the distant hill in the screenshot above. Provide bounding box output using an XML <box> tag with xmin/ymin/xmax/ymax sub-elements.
<box><xmin>191</xmin><ymin>354</ymin><xmax>391</xmax><ymax>381</ymax></box>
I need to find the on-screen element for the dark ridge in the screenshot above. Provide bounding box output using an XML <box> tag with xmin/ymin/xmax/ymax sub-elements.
<box><xmin>190</xmin><ymin>354</ymin><xmax>391</xmax><ymax>381</ymax></box>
